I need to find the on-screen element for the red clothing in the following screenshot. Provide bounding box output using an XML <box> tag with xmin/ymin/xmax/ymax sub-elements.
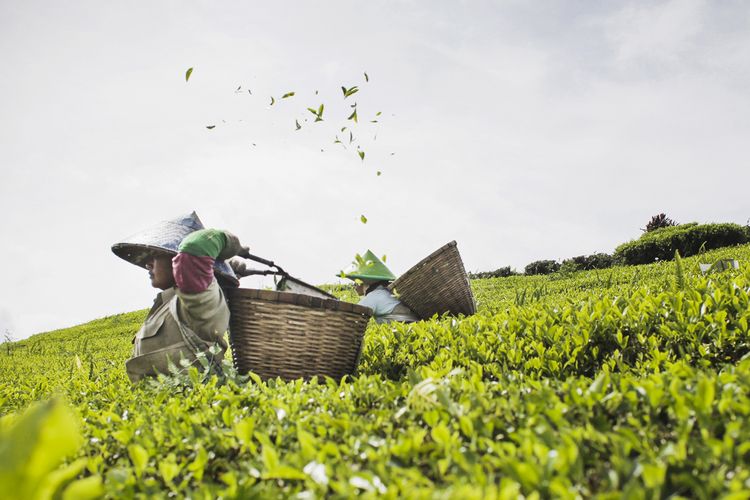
<box><xmin>172</xmin><ymin>253</ymin><xmax>215</xmax><ymax>293</ymax></box>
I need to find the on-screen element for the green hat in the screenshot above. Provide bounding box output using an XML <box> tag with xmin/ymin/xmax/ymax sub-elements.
<box><xmin>342</xmin><ymin>250</ymin><xmax>396</xmax><ymax>282</ymax></box>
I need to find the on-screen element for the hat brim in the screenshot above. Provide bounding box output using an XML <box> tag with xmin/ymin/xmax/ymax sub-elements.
<box><xmin>112</xmin><ymin>243</ymin><xmax>176</xmax><ymax>268</ymax></box>
<box><xmin>111</xmin><ymin>212</ymin><xmax>239</xmax><ymax>288</ymax></box>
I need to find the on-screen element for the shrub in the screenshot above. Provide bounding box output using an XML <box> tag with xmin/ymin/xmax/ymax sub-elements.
<box><xmin>468</xmin><ymin>266</ymin><xmax>518</xmax><ymax>279</ymax></box>
<box><xmin>615</xmin><ymin>222</ymin><xmax>749</xmax><ymax>265</ymax></box>
<box><xmin>561</xmin><ymin>253</ymin><xmax>615</xmax><ymax>271</ymax></box>
<box><xmin>643</xmin><ymin>213</ymin><xmax>677</xmax><ymax>232</ymax></box>
<box><xmin>524</xmin><ymin>259</ymin><xmax>560</xmax><ymax>275</ymax></box>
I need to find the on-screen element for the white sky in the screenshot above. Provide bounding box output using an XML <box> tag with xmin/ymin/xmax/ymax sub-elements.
<box><xmin>1</xmin><ymin>0</ymin><xmax>749</xmax><ymax>340</ymax></box>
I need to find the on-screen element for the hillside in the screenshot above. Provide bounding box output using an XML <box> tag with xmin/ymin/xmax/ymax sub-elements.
<box><xmin>1</xmin><ymin>244</ymin><xmax>750</xmax><ymax>497</ymax></box>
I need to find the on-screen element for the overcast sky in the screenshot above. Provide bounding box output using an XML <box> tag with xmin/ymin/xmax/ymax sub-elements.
<box><xmin>1</xmin><ymin>0</ymin><xmax>749</xmax><ymax>340</ymax></box>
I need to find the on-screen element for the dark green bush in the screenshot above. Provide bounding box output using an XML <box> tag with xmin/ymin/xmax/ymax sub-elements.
<box><xmin>524</xmin><ymin>259</ymin><xmax>560</xmax><ymax>275</ymax></box>
<box><xmin>614</xmin><ymin>222</ymin><xmax>749</xmax><ymax>265</ymax></box>
<box><xmin>468</xmin><ymin>266</ymin><xmax>518</xmax><ymax>279</ymax></box>
<box><xmin>561</xmin><ymin>253</ymin><xmax>615</xmax><ymax>271</ymax></box>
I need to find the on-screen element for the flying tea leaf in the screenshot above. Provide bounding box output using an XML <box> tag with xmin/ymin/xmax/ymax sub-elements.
<box><xmin>269</xmin><ymin>96</ymin><xmax>275</xmax><ymax>106</ymax></box>
<box><xmin>295</xmin><ymin>120</ymin><xmax>301</xmax><ymax>130</ymax></box>
<box><xmin>364</xmin><ymin>72</ymin><xmax>369</xmax><ymax>82</ymax></box>
<box><xmin>360</xmin><ymin>215</ymin><xmax>367</xmax><ymax>224</ymax></box>
<box><xmin>348</xmin><ymin>109</ymin><xmax>358</xmax><ymax>123</ymax></box>
<box><xmin>358</xmin><ymin>150</ymin><xmax>365</xmax><ymax>161</ymax></box>
<box><xmin>282</xmin><ymin>92</ymin><xmax>295</xmax><ymax>99</ymax></box>
<box><xmin>206</xmin><ymin>125</ymin><xmax>215</xmax><ymax>130</ymax></box>
<box><xmin>307</xmin><ymin>104</ymin><xmax>324</xmax><ymax>122</ymax></box>
<box><xmin>185</xmin><ymin>67</ymin><xmax>193</xmax><ymax>82</ymax></box>
<box><xmin>342</xmin><ymin>86</ymin><xmax>359</xmax><ymax>98</ymax></box>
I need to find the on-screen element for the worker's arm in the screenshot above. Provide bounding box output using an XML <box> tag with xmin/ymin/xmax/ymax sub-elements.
<box><xmin>173</xmin><ymin>229</ymin><xmax>244</xmax><ymax>293</ymax></box>
<box><xmin>172</xmin><ymin>229</ymin><xmax>245</xmax><ymax>338</ymax></box>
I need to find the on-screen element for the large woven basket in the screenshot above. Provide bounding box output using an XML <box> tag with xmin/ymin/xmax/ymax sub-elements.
<box><xmin>226</xmin><ymin>288</ymin><xmax>372</xmax><ymax>381</ymax></box>
<box><xmin>390</xmin><ymin>241</ymin><xmax>476</xmax><ymax>319</ymax></box>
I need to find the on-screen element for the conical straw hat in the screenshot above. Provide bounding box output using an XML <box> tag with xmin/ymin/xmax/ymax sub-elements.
<box><xmin>111</xmin><ymin>211</ymin><xmax>239</xmax><ymax>287</ymax></box>
<box><xmin>343</xmin><ymin>250</ymin><xmax>396</xmax><ymax>282</ymax></box>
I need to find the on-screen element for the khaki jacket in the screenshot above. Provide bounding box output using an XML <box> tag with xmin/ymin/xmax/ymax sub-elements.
<box><xmin>125</xmin><ymin>280</ymin><xmax>229</xmax><ymax>382</ymax></box>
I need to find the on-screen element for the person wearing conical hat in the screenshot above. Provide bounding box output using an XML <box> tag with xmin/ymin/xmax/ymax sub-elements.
<box><xmin>342</xmin><ymin>251</ymin><xmax>419</xmax><ymax>324</ymax></box>
<box><xmin>112</xmin><ymin>212</ymin><xmax>248</xmax><ymax>382</ymax></box>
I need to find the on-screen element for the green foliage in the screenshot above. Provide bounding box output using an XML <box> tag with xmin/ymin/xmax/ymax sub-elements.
<box><xmin>468</xmin><ymin>266</ymin><xmax>518</xmax><ymax>279</ymax></box>
<box><xmin>0</xmin><ymin>399</ymin><xmax>102</xmax><ymax>499</ymax></box>
<box><xmin>1</xmin><ymin>245</ymin><xmax>750</xmax><ymax>497</ymax></box>
<box><xmin>615</xmin><ymin>222</ymin><xmax>749</xmax><ymax>265</ymax></box>
<box><xmin>524</xmin><ymin>259</ymin><xmax>560</xmax><ymax>275</ymax></box>
<box><xmin>560</xmin><ymin>252</ymin><xmax>615</xmax><ymax>272</ymax></box>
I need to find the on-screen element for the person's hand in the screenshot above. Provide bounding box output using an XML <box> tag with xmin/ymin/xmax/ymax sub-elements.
<box><xmin>217</xmin><ymin>231</ymin><xmax>248</xmax><ymax>260</ymax></box>
<box><xmin>228</xmin><ymin>257</ymin><xmax>253</xmax><ymax>277</ymax></box>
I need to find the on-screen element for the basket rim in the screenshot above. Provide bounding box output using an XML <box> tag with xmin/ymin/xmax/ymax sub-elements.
<box><xmin>391</xmin><ymin>240</ymin><xmax>459</xmax><ymax>289</ymax></box>
<box><xmin>228</xmin><ymin>287</ymin><xmax>372</xmax><ymax>316</ymax></box>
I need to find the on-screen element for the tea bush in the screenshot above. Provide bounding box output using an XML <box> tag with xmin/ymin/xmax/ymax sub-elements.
<box><xmin>1</xmin><ymin>244</ymin><xmax>750</xmax><ymax>497</ymax></box>
<box><xmin>615</xmin><ymin>222</ymin><xmax>749</xmax><ymax>265</ymax></box>
<box><xmin>467</xmin><ymin>267</ymin><xmax>518</xmax><ymax>279</ymax></box>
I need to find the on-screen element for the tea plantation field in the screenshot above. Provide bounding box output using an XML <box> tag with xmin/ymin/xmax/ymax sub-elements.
<box><xmin>2</xmin><ymin>245</ymin><xmax>750</xmax><ymax>498</ymax></box>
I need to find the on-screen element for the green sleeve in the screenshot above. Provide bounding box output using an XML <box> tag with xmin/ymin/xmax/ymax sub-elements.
<box><xmin>178</xmin><ymin>229</ymin><xmax>228</xmax><ymax>259</ymax></box>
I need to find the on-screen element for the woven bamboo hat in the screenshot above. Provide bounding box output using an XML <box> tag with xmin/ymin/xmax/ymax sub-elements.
<box><xmin>343</xmin><ymin>250</ymin><xmax>396</xmax><ymax>282</ymax></box>
<box><xmin>111</xmin><ymin>211</ymin><xmax>239</xmax><ymax>287</ymax></box>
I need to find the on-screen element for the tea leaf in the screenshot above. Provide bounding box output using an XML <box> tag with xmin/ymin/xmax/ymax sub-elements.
<box><xmin>342</xmin><ymin>86</ymin><xmax>359</xmax><ymax>98</ymax></box>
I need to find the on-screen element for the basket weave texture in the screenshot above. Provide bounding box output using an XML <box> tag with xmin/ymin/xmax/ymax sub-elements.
<box><xmin>390</xmin><ymin>241</ymin><xmax>476</xmax><ymax>319</ymax></box>
<box><xmin>227</xmin><ymin>288</ymin><xmax>372</xmax><ymax>380</ymax></box>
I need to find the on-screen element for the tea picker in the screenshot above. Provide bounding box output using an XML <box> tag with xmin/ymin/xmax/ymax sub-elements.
<box><xmin>340</xmin><ymin>250</ymin><xmax>419</xmax><ymax>324</ymax></box>
<box><xmin>113</xmin><ymin>211</ymin><xmax>370</xmax><ymax>383</ymax></box>
<box><xmin>112</xmin><ymin>212</ymin><xmax>248</xmax><ymax>382</ymax></box>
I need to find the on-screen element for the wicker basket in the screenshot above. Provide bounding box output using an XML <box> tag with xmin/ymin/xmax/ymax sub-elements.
<box><xmin>226</xmin><ymin>288</ymin><xmax>372</xmax><ymax>381</ymax></box>
<box><xmin>390</xmin><ymin>241</ymin><xmax>476</xmax><ymax>319</ymax></box>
